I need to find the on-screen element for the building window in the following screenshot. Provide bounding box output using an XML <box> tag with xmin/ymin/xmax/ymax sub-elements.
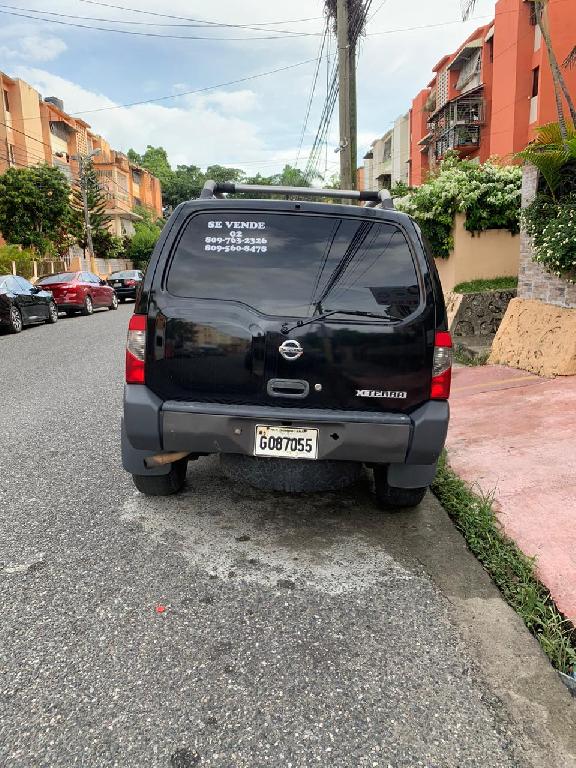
<box><xmin>437</xmin><ymin>69</ymin><xmax>449</xmax><ymax>110</ymax></box>
<box><xmin>3</xmin><ymin>89</ymin><xmax>9</xmax><ymax>112</ymax></box>
<box><xmin>7</xmin><ymin>144</ymin><xmax>15</xmax><ymax>167</ymax></box>
<box><xmin>532</xmin><ymin>67</ymin><xmax>540</xmax><ymax>98</ymax></box>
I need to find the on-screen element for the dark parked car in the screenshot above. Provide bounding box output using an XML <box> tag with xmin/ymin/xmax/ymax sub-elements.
<box><xmin>0</xmin><ymin>274</ymin><xmax>58</xmax><ymax>333</ymax></box>
<box><xmin>37</xmin><ymin>271</ymin><xmax>118</xmax><ymax>315</ymax></box>
<box><xmin>106</xmin><ymin>270</ymin><xmax>144</xmax><ymax>302</ymax></box>
<box><xmin>122</xmin><ymin>182</ymin><xmax>452</xmax><ymax>508</ymax></box>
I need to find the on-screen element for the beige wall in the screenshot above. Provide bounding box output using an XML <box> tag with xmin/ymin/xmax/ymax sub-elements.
<box><xmin>435</xmin><ymin>214</ymin><xmax>520</xmax><ymax>293</ymax></box>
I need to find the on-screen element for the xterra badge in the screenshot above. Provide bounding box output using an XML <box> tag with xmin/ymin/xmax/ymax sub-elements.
<box><xmin>356</xmin><ymin>390</ymin><xmax>408</xmax><ymax>399</ymax></box>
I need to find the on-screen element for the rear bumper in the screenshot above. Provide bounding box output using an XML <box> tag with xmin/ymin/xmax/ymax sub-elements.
<box><xmin>122</xmin><ymin>386</ymin><xmax>449</xmax><ymax>487</ymax></box>
<box><xmin>110</xmin><ymin>287</ymin><xmax>137</xmax><ymax>297</ymax></box>
<box><xmin>54</xmin><ymin>299</ymin><xmax>83</xmax><ymax>309</ymax></box>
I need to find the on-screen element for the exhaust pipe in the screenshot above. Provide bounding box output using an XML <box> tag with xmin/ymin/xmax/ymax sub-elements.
<box><xmin>144</xmin><ymin>451</ymin><xmax>190</xmax><ymax>468</ymax></box>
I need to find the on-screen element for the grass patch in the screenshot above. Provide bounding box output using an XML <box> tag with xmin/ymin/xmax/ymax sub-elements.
<box><xmin>453</xmin><ymin>276</ymin><xmax>518</xmax><ymax>293</ymax></box>
<box><xmin>432</xmin><ymin>453</ymin><xmax>576</xmax><ymax>674</ymax></box>
<box><xmin>454</xmin><ymin>348</ymin><xmax>490</xmax><ymax>367</ymax></box>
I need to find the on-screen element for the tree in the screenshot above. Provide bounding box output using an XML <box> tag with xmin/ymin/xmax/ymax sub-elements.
<box><xmin>71</xmin><ymin>159</ymin><xmax>112</xmax><ymax>257</ymax></box>
<box><xmin>125</xmin><ymin>144</ymin><xmax>316</xmax><ymax>207</ymax></box>
<box><xmin>462</xmin><ymin>0</ymin><xmax>576</xmax><ymax>136</ymax></box>
<box><xmin>127</xmin><ymin>145</ymin><xmax>173</xmax><ymax>187</ymax></box>
<box><xmin>126</xmin><ymin>206</ymin><xmax>163</xmax><ymax>268</ymax></box>
<box><xmin>92</xmin><ymin>229</ymin><xmax>126</xmax><ymax>260</ymax></box>
<box><xmin>0</xmin><ymin>165</ymin><xmax>72</xmax><ymax>254</ymax></box>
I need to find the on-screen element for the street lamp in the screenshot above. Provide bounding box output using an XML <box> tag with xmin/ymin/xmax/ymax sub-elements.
<box><xmin>71</xmin><ymin>148</ymin><xmax>102</xmax><ymax>273</ymax></box>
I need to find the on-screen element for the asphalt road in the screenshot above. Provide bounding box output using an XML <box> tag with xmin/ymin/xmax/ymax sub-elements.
<box><xmin>1</xmin><ymin>305</ymin><xmax>575</xmax><ymax>768</ymax></box>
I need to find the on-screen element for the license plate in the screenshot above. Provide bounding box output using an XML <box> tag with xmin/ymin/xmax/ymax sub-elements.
<box><xmin>254</xmin><ymin>425</ymin><xmax>318</xmax><ymax>460</ymax></box>
<box><xmin>114</xmin><ymin>282</ymin><xmax>122</xmax><ymax>287</ymax></box>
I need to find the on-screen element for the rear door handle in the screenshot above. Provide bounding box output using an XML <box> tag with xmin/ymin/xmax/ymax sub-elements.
<box><xmin>267</xmin><ymin>379</ymin><xmax>309</xmax><ymax>399</ymax></box>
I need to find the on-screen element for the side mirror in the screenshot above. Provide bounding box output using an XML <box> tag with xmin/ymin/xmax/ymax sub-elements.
<box><xmin>31</xmin><ymin>285</ymin><xmax>41</xmax><ymax>294</ymax></box>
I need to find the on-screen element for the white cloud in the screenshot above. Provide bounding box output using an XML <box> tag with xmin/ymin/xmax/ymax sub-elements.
<box><xmin>198</xmin><ymin>90</ymin><xmax>260</xmax><ymax>114</ymax></box>
<box><xmin>12</xmin><ymin>67</ymin><xmax>290</xmax><ymax>172</ymax></box>
<box><xmin>4</xmin><ymin>0</ymin><xmax>501</xmax><ymax>172</ymax></box>
<box><xmin>0</xmin><ymin>36</ymin><xmax>67</xmax><ymax>63</ymax></box>
<box><xmin>19</xmin><ymin>36</ymin><xmax>67</xmax><ymax>62</ymax></box>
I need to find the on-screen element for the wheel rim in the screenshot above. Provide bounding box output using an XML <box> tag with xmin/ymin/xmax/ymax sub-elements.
<box><xmin>11</xmin><ymin>306</ymin><xmax>22</xmax><ymax>331</ymax></box>
<box><xmin>86</xmin><ymin>297</ymin><xmax>93</xmax><ymax>313</ymax></box>
<box><xmin>112</xmin><ymin>295</ymin><xmax>118</xmax><ymax>308</ymax></box>
<box><xmin>49</xmin><ymin>302</ymin><xmax>58</xmax><ymax>321</ymax></box>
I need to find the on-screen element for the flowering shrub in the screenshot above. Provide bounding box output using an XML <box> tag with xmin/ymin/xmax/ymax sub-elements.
<box><xmin>396</xmin><ymin>153</ymin><xmax>522</xmax><ymax>258</ymax></box>
<box><xmin>522</xmin><ymin>194</ymin><xmax>576</xmax><ymax>280</ymax></box>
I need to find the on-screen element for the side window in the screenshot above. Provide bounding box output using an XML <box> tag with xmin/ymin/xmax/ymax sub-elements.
<box><xmin>15</xmin><ymin>276</ymin><xmax>33</xmax><ymax>292</ymax></box>
<box><xmin>5</xmin><ymin>276</ymin><xmax>20</xmax><ymax>293</ymax></box>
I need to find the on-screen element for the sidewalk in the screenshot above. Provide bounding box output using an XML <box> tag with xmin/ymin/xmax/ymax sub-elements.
<box><xmin>448</xmin><ymin>364</ymin><xmax>576</xmax><ymax>623</ymax></box>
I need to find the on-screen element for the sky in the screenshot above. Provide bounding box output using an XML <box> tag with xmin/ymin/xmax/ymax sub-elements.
<box><xmin>0</xmin><ymin>0</ymin><xmax>496</xmax><ymax>177</ymax></box>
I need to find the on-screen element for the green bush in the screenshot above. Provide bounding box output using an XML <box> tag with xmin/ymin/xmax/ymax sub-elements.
<box><xmin>522</xmin><ymin>193</ymin><xmax>576</xmax><ymax>280</ymax></box>
<box><xmin>0</xmin><ymin>244</ymin><xmax>36</xmax><ymax>279</ymax></box>
<box><xmin>396</xmin><ymin>153</ymin><xmax>522</xmax><ymax>258</ymax></box>
<box><xmin>453</xmin><ymin>276</ymin><xmax>518</xmax><ymax>293</ymax></box>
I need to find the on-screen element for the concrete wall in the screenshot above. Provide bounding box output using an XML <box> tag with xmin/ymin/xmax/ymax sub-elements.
<box><xmin>434</xmin><ymin>214</ymin><xmax>520</xmax><ymax>294</ymax></box>
<box><xmin>517</xmin><ymin>165</ymin><xmax>576</xmax><ymax>308</ymax></box>
<box><xmin>392</xmin><ymin>113</ymin><xmax>410</xmax><ymax>185</ymax></box>
<box><xmin>446</xmin><ymin>289</ymin><xmax>516</xmax><ymax>337</ymax></box>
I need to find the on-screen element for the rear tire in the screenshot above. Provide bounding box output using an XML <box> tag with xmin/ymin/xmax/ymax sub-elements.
<box><xmin>373</xmin><ymin>466</ymin><xmax>427</xmax><ymax>511</ymax></box>
<box><xmin>119</xmin><ymin>297</ymin><xmax>126</xmax><ymax>303</ymax></box>
<box><xmin>46</xmin><ymin>301</ymin><xmax>59</xmax><ymax>324</ymax></box>
<box><xmin>8</xmin><ymin>305</ymin><xmax>22</xmax><ymax>333</ymax></box>
<box><xmin>132</xmin><ymin>458</ymin><xmax>188</xmax><ymax>496</ymax></box>
<box><xmin>81</xmin><ymin>295</ymin><xmax>93</xmax><ymax>316</ymax></box>
<box><xmin>109</xmin><ymin>293</ymin><xmax>119</xmax><ymax>311</ymax></box>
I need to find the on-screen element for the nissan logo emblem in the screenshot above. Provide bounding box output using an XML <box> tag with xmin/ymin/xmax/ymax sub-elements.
<box><xmin>279</xmin><ymin>339</ymin><xmax>304</xmax><ymax>361</ymax></box>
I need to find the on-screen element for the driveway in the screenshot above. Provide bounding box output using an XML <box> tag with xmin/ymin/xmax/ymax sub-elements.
<box><xmin>0</xmin><ymin>307</ymin><xmax>574</xmax><ymax>767</ymax></box>
<box><xmin>449</xmin><ymin>364</ymin><xmax>576</xmax><ymax>623</ymax></box>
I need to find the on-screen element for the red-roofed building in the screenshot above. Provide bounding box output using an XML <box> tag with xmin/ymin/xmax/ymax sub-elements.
<box><xmin>408</xmin><ymin>0</ymin><xmax>576</xmax><ymax>185</ymax></box>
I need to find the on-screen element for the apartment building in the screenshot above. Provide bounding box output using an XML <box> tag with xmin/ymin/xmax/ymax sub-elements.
<box><xmin>409</xmin><ymin>0</ymin><xmax>576</xmax><ymax>185</ymax></box>
<box><xmin>0</xmin><ymin>71</ymin><xmax>162</xmax><ymax>236</ymax></box>
<box><xmin>361</xmin><ymin>112</ymin><xmax>410</xmax><ymax>191</ymax></box>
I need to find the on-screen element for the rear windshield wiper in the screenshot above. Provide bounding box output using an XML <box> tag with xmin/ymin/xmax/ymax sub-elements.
<box><xmin>281</xmin><ymin>309</ymin><xmax>392</xmax><ymax>336</ymax></box>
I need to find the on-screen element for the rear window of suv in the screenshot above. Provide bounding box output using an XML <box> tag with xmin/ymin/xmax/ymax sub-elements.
<box><xmin>167</xmin><ymin>211</ymin><xmax>421</xmax><ymax>319</ymax></box>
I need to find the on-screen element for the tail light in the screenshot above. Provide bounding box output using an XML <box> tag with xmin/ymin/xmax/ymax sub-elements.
<box><xmin>431</xmin><ymin>330</ymin><xmax>453</xmax><ymax>400</ymax></box>
<box><xmin>126</xmin><ymin>314</ymin><xmax>146</xmax><ymax>384</ymax></box>
<box><xmin>125</xmin><ymin>279</ymin><xmax>136</xmax><ymax>286</ymax></box>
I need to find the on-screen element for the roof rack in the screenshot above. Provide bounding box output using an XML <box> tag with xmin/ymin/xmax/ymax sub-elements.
<box><xmin>199</xmin><ymin>180</ymin><xmax>394</xmax><ymax>209</ymax></box>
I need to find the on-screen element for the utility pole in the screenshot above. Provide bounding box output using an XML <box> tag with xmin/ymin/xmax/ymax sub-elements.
<box><xmin>72</xmin><ymin>148</ymin><xmax>101</xmax><ymax>274</ymax></box>
<box><xmin>336</xmin><ymin>0</ymin><xmax>355</xmax><ymax>191</ymax></box>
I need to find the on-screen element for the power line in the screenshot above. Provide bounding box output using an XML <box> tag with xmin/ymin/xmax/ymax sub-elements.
<box><xmin>295</xmin><ymin>22</ymin><xmax>329</xmax><ymax>168</ymax></box>
<box><xmin>76</xmin><ymin>0</ymin><xmax>323</xmax><ymax>30</ymax></box>
<box><xmin>0</xmin><ymin>2</ymin><xmax>321</xmax><ymax>35</ymax></box>
<box><xmin>0</xmin><ymin>6</ymin><xmax>320</xmax><ymax>40</ymax></box>
<box><xmin>368</xmin><ymin>0</ymin><xmax>392</xmax><ymax>22</ymax></box>
<box><xmin>72</xmin><ymin>56</ymin><xmax>330</xmax><ymax>115</ymax></box>
<box><xmin>366</xmin><ymin>15</ymin><xmax>492</xmax><ymax>35</ymax></box>
<box><xmin>15</xmin><ymin>56</ymin><xmax>330</xmax><ymax>121</ymax></box>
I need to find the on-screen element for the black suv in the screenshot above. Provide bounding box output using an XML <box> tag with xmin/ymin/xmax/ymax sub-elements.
<box><xmin>121</xmin><ymin>182</ymin><xmax>452</xmax><ymax>508</ymax></box>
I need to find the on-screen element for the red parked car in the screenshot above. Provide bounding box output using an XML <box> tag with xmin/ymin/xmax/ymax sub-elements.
<box><xmin>37</xmin><ymin>271</ymin><xmax>119</xmax><ymax>316</ymax></box>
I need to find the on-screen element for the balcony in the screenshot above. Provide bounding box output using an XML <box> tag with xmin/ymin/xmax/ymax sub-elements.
<box><xmin>428</xmin><ymin>91</ymin><xmax>484</xmax><ymax>161</ymax></box>
<box><xmin>434</xmin><ymin>126</ymin><xmax>481</xmax><ymax>159</ymax></box>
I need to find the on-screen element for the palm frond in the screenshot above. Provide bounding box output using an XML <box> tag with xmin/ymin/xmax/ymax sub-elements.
<box><xmin>517</xmin><ymin>122</ymin><xmax>576</xmax><ymax>196</ymax></box>
<box><xmin>563</xmin><ymin>45</ymin><xmax>576</xmax><ymax>69</ymax></box>
<box><xmin>460</xmin><ymin>0</ymin><xmax>478</xmax><ymax>21</ymax></box>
